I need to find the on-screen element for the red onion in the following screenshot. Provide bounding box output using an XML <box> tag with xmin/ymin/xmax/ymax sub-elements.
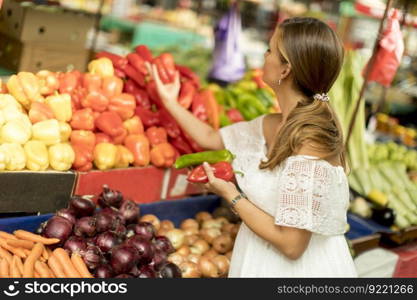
<box><xmin>129</xmin><ymin>265</ymin><xmax>141</xmax><ymax>277</ymax></box>
<box><xmin>153</xmin><ymin>236</ymin><xmax>175</xmax><ymax>254</ymax></box>
<box><xmin>81</xmin><ymin>245</ymin><xmax>103</xmax><ymax>270</ymax></box>
<box><xmin>42</xmin><ymin>216</ymin><xmax>73</xmax><ymax>245</ymax></box>
<box><xmin>95</xmin><ymin>265</ymin><xmax>114</xmax><ymax>278</ymax></box>
<box><xmin>64</xmin><ymin>236</ymin><xmax>87</xmax><ymax>254</ymax></box>
<box><xmin>158</xmin><ymin>262</ymin><xmax>182</xmax><ymax>278</ymax></box>
<box><xmin>126</xmin><ymin>222</ymin><xmax>155</xmax><ymax>241</ymax></box>
<box><xmin>115</xmin><ymin>274</ymin><xmax>133</xmax><ymax>278</ymax></box>
<box><xmin>96</xmin><ymin>231</ymin><xmax>122</xmax><ymax>253</ymax></box>
<box><xmin>74</xmin><ymin>217</ymin><xmax>97</xmax><ymax>237</ymax></box>
<box><xmin>114</xmin><ymin>223</ymin><xmax>127</xmax><ymax>238</ymax></box>
<box><xmin>111</xmin><ymin>245</ymin><xmax>138</xmax><ymax>275</ymax></box>
<box><xmin>119</xmin><ymin>200</ymin><xmax>140</xmax><ymax>224</ymax></box>
<box><xmin>139</xmin><ymin>265</ymin><xmax>157</xmax><ymax>278</ymax></box>
<box><xmin>69</xmin><ymin>195</ymin><xmax>96</xmax><ymax>217</ymax></box>
<box><xmin>98</xmin><ymin>185</ymin><xmax>123</xmax><ymax>209</ymax></box>
<box><xmin>149</xmin><ymin>250</ymin><xmax>167</xmax><ymax>271</ymax></box>
<box><xmin>125</xmin><ymin>236</ymin><xmax>155</xmax><ymax>265</ymax></box>
<box><xmin>56</xmin><ymin>208</ymin><xmax>77</xmax><ymax>225</ymax></box>
<box><xmin>95</xmin><ymin>209</ymin><xmax>117</xmax><ymax>233</ymax></box>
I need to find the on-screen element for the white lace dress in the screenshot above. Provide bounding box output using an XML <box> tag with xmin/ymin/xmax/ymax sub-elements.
<box><xmin>219</xmin><ymin>115</ymin><xmax>357</xmax><ymax>277</ymax></box>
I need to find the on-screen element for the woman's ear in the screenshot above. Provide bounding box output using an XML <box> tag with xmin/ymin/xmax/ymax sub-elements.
<box><xmin>280</xmin><ymin>64</ymin><xmax>292</xmax><ymax>80</ymax></box>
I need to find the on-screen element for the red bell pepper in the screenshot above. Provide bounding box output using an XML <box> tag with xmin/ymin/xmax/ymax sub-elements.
<box><xmin>178</xmin><ymin>81</ymin><xmax>196</xmax><ymax>109</ymax></box>
<box><xmin>146</xmin><ymin>127</ymin><xmax>168</xmax><ymax>146</ymax></box>
<box><xmin>70</xmin><ymin>130</ymin><xmax>96</xmax><ymax>151</ymax></box>
<box><xmin>146</xmin><ymin>80</ymin><xmax>163</xmax><ymax>108</ymax></box>
<box><xmin>96</xmin><ymin>51</ymin><xmax>128</xmax><ymax>70</ymax></box>
<box><xmin>95</xmin><ymin>111</ymin><xmax>125</xmax><ymax>137</ymax></box>
<box><xmin>72</xmin><ymin>145</ymin><xmax>94</xmax><ymax>172</ymax></box>
<box><xmin>81</xmin><ymin>90</ymin><xmax>109</xmax><ymax>112</ymax></box>
<box><xmin>83</xmin><ymin>73</ymin><xmax>102</xmax><ymax>93</ymax></box>
<box><xmin>59</xmin><ymin>71</ymin><xmax>81</xmax><ymax>94</ymax></box>
<box><xmin>108</xmin><ymin>93</ymin><xmax>136</xmax><ymax>120</ymax></box>
<box><xmin>191</xmin><ymin>92</ymin><xmax>208</xmax><ymax>122</ymax></box>
<box><xmin>112</xmin><ymin>127</ymin><xmax>128</xmax><ymax>145</ymax></box>
<box><xmin>102</xmin><ymin>76</ymin><xmax>123</xmax><ymax>99</ymax></box>
<box><xmin>176</xmin><ymin>65</ymin><xmax>200</xmax><ymax>89</ymax></box>
<box><xmin>70</xmin><ymin>87</ymin><xmax>86</xmax><ymax>112</ymax></box>
<box><xmin>187</xmin><ymin>162</ymin><xmax>234</xmax><ymax>183</ymax></box>
<box><xmin>124</xmin><ymin>79</ymin><xmax>151</xmax><ymax>109</ymax></box>
<box><xmin>95</xmin><ymin>132</ymin><xmax>113</xmax><ymax>145</ymax></box>
<box><xmin>169</xmin><ymin>135</ymin><xmax>193</xmax><ymax>155</ymax></box>
<box><xmin>159</xmin><ymin>108</ymin><xmax>181</xmax><ymax>138</ymax></box>
<box><xmin>28</xmin><ymin>102</ymin><xmax>54</xmax><ymax>124</ymax></box>
<box><xmin>70</xmin><ymin>108</ymin><xmax>95</xmax><ymax>131</ymax></box>
<box><xmin>127</xmin><ymin>53</ymin><xmax>148</xmax><ymax>75</ymax></box>
<box><xmin>135</xmin><ymin>107</ymin><xmax>160</xmax><ymax>128</ymax></box>
<box><xmin>124</xmin><ymin>134</ymin><xmax>150</xmax><ymax>167</ymax></box>
<box><xmin>135</xmin><ymin>45</ymin><xmax>153</xmax><ymax>62</ymax></box>
<box><xmin>124</xmin><ymin>65</ymin><xmax>145</xmax><ymax>88</ymax></box>
<box><xmin>124</xmin><ymin>116</ymin><xmax>144</xmax><ymax>135</ymax></box>
<box><xmin>227</xmin><ymin>108</ymin><xmax>244</xmax><ymax>123</ymax></box>
<box><xmin>150</xmin><ymin>142</ymin><xmax>176</xmax><ymax>168</ymax></box>
<box><xmin>159</xmin><ymin>53</ymin><xmax>176</xmax><ymax>81</ymax></box>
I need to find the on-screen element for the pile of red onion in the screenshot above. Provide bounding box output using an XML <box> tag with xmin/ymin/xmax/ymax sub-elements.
<box><xmin>39</xmin><ymin>185</ymin><xmax>181</xmax><ymax>278</ymax></box>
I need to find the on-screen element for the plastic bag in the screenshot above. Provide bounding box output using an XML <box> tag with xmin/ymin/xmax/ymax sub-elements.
<box><xmin>209</xmin><ymin>4</ymin><xmax>245</xmax><ymax>83</ymax></box>
<box><xmin>367</xmin><ymin>9</ymin><xmax>404</xmax><ymax>87</ymax></box>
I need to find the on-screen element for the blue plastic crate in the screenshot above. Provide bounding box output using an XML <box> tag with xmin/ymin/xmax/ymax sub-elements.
<box><xmin>346</xmin><ymin>213</ymin><xmax>392</xmax><ymax>240</ymax></box>
<box><xmin>0</xmin><ymin>195</ymin><xmax>221</xmax><ymax>233</ymax></box>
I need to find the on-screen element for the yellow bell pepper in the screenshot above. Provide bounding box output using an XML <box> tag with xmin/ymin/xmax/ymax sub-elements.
<box><xmin>49</xmin><ymin>143</ymin><xmax>75</xmax><ymax>171</ymax></box>
<box><xmin>1</xmin><ymin>120</ymin><xmax>31</xmax><ymax>144</ymax></box>
<box><xmin>115</xmin><ymin>145</ymin><xmax>134</xmax><ymax>168</ymax></box>
<box><xmin>59</xmin><ymin>121</ymin><xmax>72</xmax><ymax>142</ymax></box>
<box><xmin>7</xmin><ymin>72</ymin><xmax>44</xmax><ymax>109</ymax></box>
<box><xmin>1</xmin><ymin>105</ymin><xmax>23</xmax><ymax>124</ymax></box>
<box><xmin>93</xmin><ymin>142</ymin><xmax>117</xmax><ymax>170</ymax></box>
<box><xmin>88</xmin><ymin>57</ymin><xmax>114</xmax><ymax>78</ymax></box>
<box><xmin>24</xmin><ymin>140</ymin><xmax>49</xmax><ymax>171</ymax></box>
<box><xmin>32</xmin><ymin>119</ymin><xmax>61</xmax><ymax>146</ymax></box>
<box><xmin>0</xmin><ymin>146</ymin><xmax>10</xmax><ymax>170</ymax></box>
<box><xmin>0</xmin><ymin>143</ymin><xmax>26</xmax><ymax>171</ymax></box>
<box><xmin>0</xmin><ymin>94</ymin><xmax>23</xmax><ymax>112</ymax></box>
<box><xmin>45</xmin><ymin>94</ymin><xmax>72</xmax><ymax>122</ymax></box>
<box><xmin>0</xmin><ymin>110</ymin><xmax>4</xmax><ymax>128</ymax></box>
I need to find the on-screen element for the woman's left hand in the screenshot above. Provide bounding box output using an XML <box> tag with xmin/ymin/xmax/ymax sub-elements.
<box><xmin>200</xmin><ymin>162</ymin><xmax>240</xmax><ymax>201</ymax></box>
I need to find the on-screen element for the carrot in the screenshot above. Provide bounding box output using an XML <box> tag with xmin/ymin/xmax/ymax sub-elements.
<box><xmin>48</xmin><ymin>254</ymin><xmax>66</xmax><ymax>278</ymax></box>
<box><xmin>7</xmin><ymin>239</ymin><xmax>34</xmax><ymax>249</ymax></box>
<box><xmin>42</xmin><ymin>247</ymin><xmax>49</xmax><ymax>260</ymax></box>
<box><xmin>10</xmin><ymin>256</ymin><xmax>21</xmax><ymax>278</ymax></box>
<box><xmin>14</xmin><ymin>256</ymin><xmax>24</xmax><ymax>275</ymax></box>
<box><xmin>23</xmin><ymin>243</ymin><xmax>44</xmax><ymax>278</ymax></box>
<box><xmin>0</xmin><ymin>231</ymin><xmax>18</xmax><ymax>240</ymax></box>
<box><xmin>0</xmin><ymin>247</ymin><xmax>12</xmax><ymax>264</ymax></box>
<box><xmin>53</xmin><ymin>248</ymin><xmax>81</xmax><ymax>278</ymax></box>
<box><xmin>34</xmin><ymin>271</ymin><xmax>40</xmax><ymax>278</ymax></box>
<box><xmin>0</xmin><ymin>259</ymin><xmax>9</xmax><ymax>278</ymax></box>
<box><xmin>0</xmin><ymin>238</ymin><xmax>26</xmax><ymax>258</ymax></box>
<box><xmin>23</xmin><ymin>249</ymin><xmax>31</xmax><ymax>256</ymax></box>
<box><xmin>35</xmin><ymin>261</ymin><xmax>52</xmax><ymax>278</ymax></box>
<box><xmin>13</xmin><ymin>230</ymin><xmax>60</xmax><ymax>245</ymax></box>
<box><xmin>71</xmin><ymin>253</ymin><xmax>93</xmax><ymax>278</ymax></box>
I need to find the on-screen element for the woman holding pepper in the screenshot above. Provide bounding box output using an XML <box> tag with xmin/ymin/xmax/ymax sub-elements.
<box><xmin>148</xmin><ymin>17</ymin><xmax>357</xmax><ymax>277</ymax></box>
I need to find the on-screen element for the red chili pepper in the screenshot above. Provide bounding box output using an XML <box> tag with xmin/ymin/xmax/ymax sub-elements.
<box><xmin>96</xmin><ymin>51</ymin><xmax>128</xmax><ymax>70</ymax></box>
<box><xmin>135</xmin><ymin>45</ymin><xmax>153</xmax><ymax>62</ymax></box>
<box><xmin>178</xmin><ymin>81</ymin><xmax>196</xmax><ymax>109</ymax></box>
<box><xmin>159</xmin><ymin>108</ymin><xmax>181</xmax><ymax>138</ymax></box>
<box><xmin>127</xmin><ymin>53</ymin><xmax>148</xmax><ymax>75</ymax></box>
<box><xmin>176</xmin><ymin>65</ymin><xmax>200</xmax><ymax>89</ymax></box>
<box><xmin>170</xmin><ymin>135</ymin><xmax>193</xmax><ymax>155</ymax></box>
<box><xmin>191</xmin><ymin>92</ymin><xmax>208</xmax><ymax>122</ymax></box>
<box><xmin>153</xmin><ymin>57</ymin><xmax>171</xmax><ymax>84</ymax></box>
<box><xmin>227</xmin><ymin>108</ymin><xmax>244</xmax><ymax>123</ymax></box>
<box><xmin>187</xmin><ymin>162</ymin><xmax>234</xmax><ymax>183</ymax></box>
<box><xmin>124</xmin><ymin>64</ymin><xmax>146</xmax><ymax>87</ymax></box>
<box><xmin>182</xmin><ymin>131</ymin><xmax>203</xmax><ymax>153</ymax></box>
<box><xmin>114</xmin><ymin>68</ymin><xmax>126</xmax><ymax>79</ymax></box>
<box><xmin>95</xmin><ymin>111</ymin><xmax>125</xmax><ymax>137</ymax></box>
<box><xmin>146</xmin><ymin>80</ymin><xmax>163</xmax><ymax>108</ymax></box>
<box><xmin>159</xmin><ymin>53</ymin><xmax>176</xmax><ymax>81</ymax></box>
<box><xmin>135</xmin><ymin>107</ymin><xmax>160</xmax><ymax>128</ymax></box>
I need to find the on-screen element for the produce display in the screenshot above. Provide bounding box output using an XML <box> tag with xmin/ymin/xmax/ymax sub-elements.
<box><xmin>375</xmin><ymin>113</ymin><xmax>417</xmax><ymax>147</ymax></box>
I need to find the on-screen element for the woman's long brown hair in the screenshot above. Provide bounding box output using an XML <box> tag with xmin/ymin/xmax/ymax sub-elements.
<box><xmin>259</xmin><ymin>17</ymin><xmax>347</xmax><ymax>171</ymax></box>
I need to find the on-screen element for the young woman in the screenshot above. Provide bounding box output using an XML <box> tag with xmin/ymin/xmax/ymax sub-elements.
<box><xmin>148</xmin><ymin>17</ymin><xmax>357</xmax><ymax>277</ymax></box>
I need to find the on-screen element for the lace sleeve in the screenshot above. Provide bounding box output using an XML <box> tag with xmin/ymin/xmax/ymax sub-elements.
<box><xmin>274</xmin><ymin>157</ymin><xmax>348</xmax><ymax>235</ymax></box>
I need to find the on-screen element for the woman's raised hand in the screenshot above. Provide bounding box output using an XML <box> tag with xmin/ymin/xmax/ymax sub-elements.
<box><xmin>146</xmin><ymin>62</ymin><xmax>181</xmax><ymax>107</ymax></box>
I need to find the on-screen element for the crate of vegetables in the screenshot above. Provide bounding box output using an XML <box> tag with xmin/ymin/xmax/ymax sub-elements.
<box><xmin>0</xmin><ymin>186</ymin><xmax>240</xmax><ymax>278</ymax></box>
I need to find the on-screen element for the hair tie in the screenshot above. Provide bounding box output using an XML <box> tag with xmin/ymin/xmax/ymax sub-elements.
<box><xmin>313</xmin><ymin>93</ymin><xmax>330</xmax><ymax>102</ymax></box>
